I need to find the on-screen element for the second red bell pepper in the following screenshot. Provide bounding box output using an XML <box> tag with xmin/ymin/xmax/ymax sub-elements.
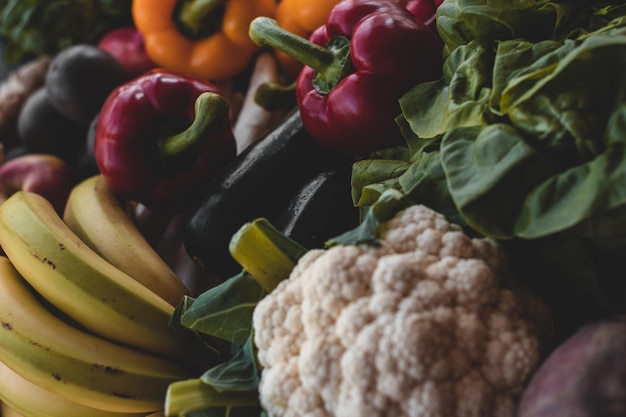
<box><xmin>249</xmin><ymin>0</ymin><xmax>443</xmax><ymax>156</ymax></box>
<box><xmin>401</xmin><ymin>0</ymin><xmax>439</xmax><ymax>28</ymax></box>
<box><xmin>94</xmin><ymin>69</ymin><xmax>237</xmax><ymax>213</ymax></box>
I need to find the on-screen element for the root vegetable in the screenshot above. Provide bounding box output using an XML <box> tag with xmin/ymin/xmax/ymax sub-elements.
<box><xmin>517</xmin><ymin>317</ymin><xmax>626</xmax><ymax>417</ymax></box>
<box><xmin>0</xmin><ymin>56</ymin><xmax>50</xmax><ymax>139</ymax></box>
<box><xmin>233</xmin><ymin>53</ymin><xmax>289</xmax><ymax>154</ymax></box>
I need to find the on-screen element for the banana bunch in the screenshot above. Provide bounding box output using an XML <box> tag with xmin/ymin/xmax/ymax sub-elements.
<box><xmin>63</xmin><ymin>175</ymin><xmax>190</xmax><ymax>307</ymax></box>
<box><xmin>0</xmin><ymin>175</ymin><xmax>223</xmax><ymax>416</ymax></box>
<box><xmin>1</xmin><ymin>400</ymin><xmax>25</xmax><ymax>417</ymax></box>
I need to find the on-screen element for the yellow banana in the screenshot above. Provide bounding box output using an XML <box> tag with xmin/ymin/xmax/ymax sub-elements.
<box><xmin>0</xmin><ymin>256</ymin><xmax>189</xmax><ymax>413</ymax></box>
<box><xmin>0</xmin><ymin>359</ymin><xmax>153</xmax><ymax>417</ymax></box>
<box><xmin>0</xmin><ymin>191</ymin><xmax>212</xmax><ymax>361</ymax></box>
<box><xmin>63</xmin><ymin>175</ymin><xmax>189</xmax><ymax>306</ymax></box>
<box><xmin>1</xmin><ymin>402</ymin><xmax>25</xmax><ymax>417</ymax></box>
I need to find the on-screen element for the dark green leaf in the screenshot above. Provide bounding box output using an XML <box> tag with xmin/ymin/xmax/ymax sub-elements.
<box><xmin>351</xmin><ymin>158</ymin><xmax>409</xmax><ymax>206</ymax></box>
<box><xmin>399</xmin><ymin>40</ymin><xmax>495</xmax><ymax>139</ymax></box>
<box><xmin>202</xmin><ymin>335</ymin><xmax>260</xmax><ymax>392</ymax></box>
<box><xmin>440</xmin><ymin>123</ymin><xmax>563</xmax><ymax>238</ymax></box>
<box><xmin>0</xmin><ymin>0</ymin><xmax>132</xmax><ymax>62</ymax></box>
<box><xmin>497</xmin><ymin>27</ymin><xmax>626</xmax><ymax>163</ymax></box>
<box><xmin>326</xmin><ymin>189</ymin><xmax>414</xmax><ymax>247</ymax></box>
<box><xmin>436</xmin><ymin>0</ymin><xmax>602</xmax><ymax>54</ymax></box>
<box><xmin>514</xmin><ymin>106</ymin><xmax>626</xmax><ymax>238</ymax></box>
<box><xmin>180</xmin><ymin>272</ymin><xmax>266</xmax><ymax>345</ymax></box>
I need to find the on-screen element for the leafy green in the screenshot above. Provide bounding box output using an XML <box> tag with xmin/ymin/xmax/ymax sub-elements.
<box><xmin>398</xmin><ymin>40</ymin><xmax>497</xmax><ymax>140</ymax></box>
<box><xmin>326</xmin><ymin>189</ymin><xmax>414</xmax><ymax>247</ymax></box>
<box><xmin>202</xmin><ymin>335</ymin><xmax>260</xmax><ymax>393</ymax></box>
<box><xmin>178</xmin><ymin>272</ymin><xmax>266</xmax><ymax>346</ymax></box>
<box><xmin>435</xmin><ymin>0</ymin><xmax>625</xmax><ymax>57</ymax></box>
<box><xmin>229</xmin><ymin>218</ymin><xmax>307</xmax><ymax>293</ymax></box>
<box><xmin>351</xmin><ymin>1</ymin><xmax>626</xmax><ymax>322</ymax></box>
<box><xmin>167</xmin><ymin>218</ymin><xmax>306</xmax><ymax>416</ymax></box>
<box><xmin>177</xmin><ymin>219</ymin><xmax>306</xmax><ymax>346</ymax></box>
<box><xmin>349</xmin><ymin>115</ymin><xmax>461</xmax><ymax>225</ymax></box>
<box><xmin>0</xmin><ymin>0</ymin><xmax>133</xmax><ymax>63</ymax></box>
<box><xmin>166</xmin><ymin>369</ymin><xmax>261</xmax><ymax>417</ymax></box>
<box><xmin>168</xmin><ymin>278</ymin><xmax>265</xmax><ymax>416</ymax></box>
<box><xmin>439</xmin><ymin>26</ymin><xmax>626</xmax><ymax>240</ymax></box>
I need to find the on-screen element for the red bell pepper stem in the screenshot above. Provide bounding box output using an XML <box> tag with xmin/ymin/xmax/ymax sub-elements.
<box><xmin>249</xmin><ymin>17</ymin><xmax>334</xmax><ymax>71</ymax></box>
<box><xmin>249</xmin><ymin>17</ymin><xmax>351</xmax><ymax>94</ymax></box>
<box><xmin>157</xmin><ymin>91</ymin><xmax>230</xmax><ymax>166</ymax></box>
<box><xmin>178</xmin><ymin>0</ymin><xmax>229</xmax><ymax>37</ymax></box>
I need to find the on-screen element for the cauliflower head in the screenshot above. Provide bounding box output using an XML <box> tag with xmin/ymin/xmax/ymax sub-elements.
<box><xmin>253</xmin><ymin>204</ymin><xmax>552</xmax><ymax>417</ymax></box>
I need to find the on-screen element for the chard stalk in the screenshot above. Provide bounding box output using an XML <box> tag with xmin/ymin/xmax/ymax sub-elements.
<box><xmin>165</xmin><ymin>377</ymin><xmax>260</xmax><ymax>416</ymax></box>
<box><xmin>229</xmin><ymin>218</ymin><xmax>307</xmax><ymax>293</ymax></box>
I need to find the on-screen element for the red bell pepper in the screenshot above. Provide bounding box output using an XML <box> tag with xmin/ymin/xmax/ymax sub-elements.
<box><xmin>249</xmin><ymin>0</ymin><xmax>443</xmax><ymax>156</ymax></box>
<box><xmin>402</xmin><ymin>0</ymin><xmax>438</xmax><ymax>28</ymax></box>
<box><xmin>94</xmin><ymin>69</ymin><xmax>237</xmax><ymax>213</ymax></box>
<box><xmin>97</xmin><ymin>26</ymin><xmax>157</xmax><ymax>79</ymax></box>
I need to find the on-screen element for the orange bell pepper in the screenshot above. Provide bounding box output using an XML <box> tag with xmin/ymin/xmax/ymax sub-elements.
<box><xmin>132</xmin><ymin>0</ymin><xmax>276</xmax><ymax>81</ymax></box>
<box><xmin>274</xmin><ymin>0</ymin><xmax>342</xmax><ymax>79</ymax></box>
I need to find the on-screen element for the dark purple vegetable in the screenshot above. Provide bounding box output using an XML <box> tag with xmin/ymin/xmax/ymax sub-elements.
<box><xmin>45</xmin><ymin>44</ymin><xmax>129</xmax><ymax>125</ymax></box>
<box><xmin>17</xmin><ymin>87</ymin><xmax>86</xmax><ymax>163</ymax></box>
<box><xmin>517</xmin><ymin>317</ymin><xmax>626</xmax><ymax>417</ymax></box>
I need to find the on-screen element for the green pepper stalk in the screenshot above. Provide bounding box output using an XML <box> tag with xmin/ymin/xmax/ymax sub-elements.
<box><xmin>176</xmin><ymin>0</ymin><xmax>228</xmax><ymax>38</ymax></box>
<box><xmin>156</xmin><ymin>90</ymin><xmax>230</xmax><ymax>168</ymax></box>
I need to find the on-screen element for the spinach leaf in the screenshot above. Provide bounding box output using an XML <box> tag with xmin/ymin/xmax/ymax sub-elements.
<box><xmin>498</xmin><ymin>26</ymin><xmax>626</xmax><ymax>163</ymax></box>
<box><xmin>439</xmin><ymin>25</ymin><xmax>626</xmax><ymax>239</ymax></box>
<box><xmin>399</xmin><ymin>40</ymin><xmax>495</xmax><ymax>139</ymax></box>
<box><xmin>440</xmin><ymin>123</ymin><xmax>562</xmax><ymax>239</ymax></box>
<box><xmin>436</xmin><ymin>0</ymin><xmax>612</xmax><ymax>55</ymax></box>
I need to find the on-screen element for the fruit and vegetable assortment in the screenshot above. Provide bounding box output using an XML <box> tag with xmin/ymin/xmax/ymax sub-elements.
<box><xmin>0</xmin><ymin>0</ymin><xmax>624</xmax><ymax>416</ymax></box>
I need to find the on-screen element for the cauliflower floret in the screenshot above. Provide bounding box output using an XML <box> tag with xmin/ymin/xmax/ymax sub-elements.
<box><xmin>253</xmin><ymin>204</ymin><xmax>552</xmax><ymax>417</ymax></box>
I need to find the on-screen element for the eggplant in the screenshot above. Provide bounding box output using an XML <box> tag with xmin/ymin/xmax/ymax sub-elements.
<box><xmin>275</xmin><ymin>162</ymin><xmax>359</xmax><ymax>250</ymax></box>
<box><xmin>184</xmin><ymin>108</ymin><xmax>349</xmax><ymax>279</ymax></box>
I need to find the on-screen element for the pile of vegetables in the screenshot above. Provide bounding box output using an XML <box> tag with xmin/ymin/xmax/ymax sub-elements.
<box><xmin>353</xmin><ymin>0</ymin><xmax>626</xmax><ymax>338</ymax></box>
<box><xmin>0</xmin><ymin>0</ymin><xmax>625</xmax><ymax>416</ymax></box>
